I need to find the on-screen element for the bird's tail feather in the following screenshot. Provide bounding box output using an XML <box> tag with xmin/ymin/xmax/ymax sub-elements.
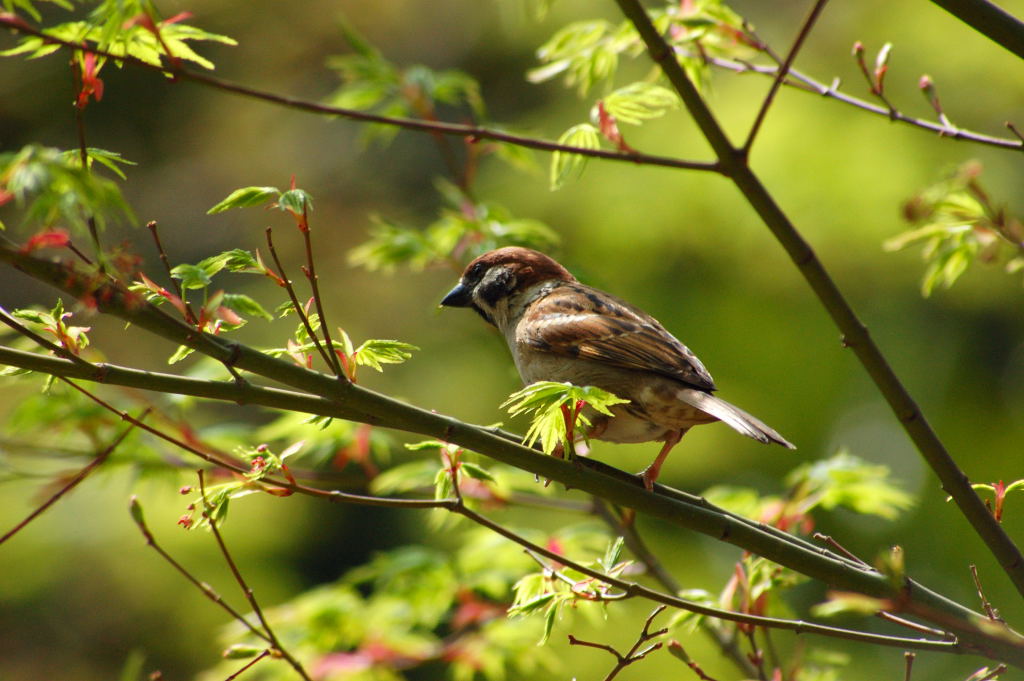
<box><xmin>679</xmin><ymin>390</ymin><xmax>795</xmax><ymax>449</ymax></box>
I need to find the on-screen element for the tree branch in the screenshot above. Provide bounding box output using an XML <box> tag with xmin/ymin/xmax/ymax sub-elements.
<box><xmin>928</xmin><ymin>0</ymin><xmax>1024</xmax><ymax>61</ymax></box>
<box><xmin>614</xmin><ymin>0</ymin><xmax>1024</xmax><ymax>604</ymax></box>
<box><xmin>0</xmin><ymin>16</ymin><xmax>719</xmax><ymax>175</ymax></box>
<box><xmin>1</xmin><ymin>244</ymin><xmax>1022</xmax><ymax>665</ymax></box>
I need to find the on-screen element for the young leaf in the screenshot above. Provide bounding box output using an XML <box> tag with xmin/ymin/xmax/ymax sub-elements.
<box><xmin>277</xmin><ymin>188</ymin><xmax>313</xmax><ymax>215</ymax></box>
<box><xmin>353</xmin><ymin>339</ymin><xmax>418</xmax><ymax>372</ymax></box>
<box><xmin>221</xmin><ymin>293</ymin><xmax>272</xmax><ymax>321</ymax></box>
<box><xmin>551</xmin><ymin>123</ymin><xmax>600</xmax><ymax>190</ymax></box>
<box><xmin>502</xmin><ymin>381</ymin><xmax>629</xmax><ymax>454</ymax></box>
<box><xmin>207</xmin><ymin>186</ymin><xmax>280</xmax><ymax>214</ymax></box>
<box><xmin>599</xmin><ymin>82</ymin><xmax>680</xmax><ymax>126</ymax></box>
<box><xmin>0</xmin><ymin>144</ymin><xmax>134</xmax><ymax>234</ymax></box>
<box><xmin>169</xmin><ymin>263</ymin><xmax>212</xmax><ymax>289</ymax></box>
<box><xmin>785</xmin><ymin>450</ymin><xmax>913</xmax><ymax>520</ymax></box>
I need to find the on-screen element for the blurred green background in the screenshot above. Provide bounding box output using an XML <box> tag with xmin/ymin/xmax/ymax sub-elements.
<box><xmin>2</xmin><ymin>1</ymin><xmax>1024</xmax><ymax>679</ymax></box>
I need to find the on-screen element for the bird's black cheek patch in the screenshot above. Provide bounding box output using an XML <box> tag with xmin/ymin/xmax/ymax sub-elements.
<box><xmin>477</xmin><ymin>270</ymin><xmax>515</xmax><ymax>307</ymax></box>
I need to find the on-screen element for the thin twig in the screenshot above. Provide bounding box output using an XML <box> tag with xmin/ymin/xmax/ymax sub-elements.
<box><xmin>681</xmin><ymin>49</ymin><xmax>1022</xmax><ymax>150</ymax></box>
<box><xmin>1007</xmin><ymin>122</ymin><xmax>1024</xmax><ymax>144</ymax></box>
<box><xmin>905</xmin><ymin>651</ymin><xmax>915</xmax><ymax>681</ymax></box>
<box><xmin>811</xmin><ymin>534</ymin><xmax>947</xmax><ymax>636</ymax></box>
<box><xmin>297</xmin><ymin>204</ymin><xmax>344</xmax><ymax>378</ymax></box>
<box><xmin>69</xmin><ymin>51</ymin><xmax>102</xmax><ymax>258</ymax></box>
<box><xmin>743</xmin><ymin>627</ymin><xmax>768</xmax><ymax>681</ymax></box>
<box><xmin>669</xmin><ymin>641</ymin><xmax>724</xmax><ymax>681</ymax></box>
<box><xmin>198</xmin><ymin>470</ymin><xmax>313</xmax><ymax>681</ymax></box>
<box><xmin>0</xmin><ymin>306</ymin><xmax>93</xmax><ymax>368</ymax></box>
<box><xmin>813</xmin><ymin>532</ymin><xmax>870</xmax><ymax>567</ymax></box>
<box><xmin>264</xmin><ymin>227</ymin><xmax>335</xmax><ymax>371</ymax></box>
<box><xmin>970</xmin><ymin>565</ymin><xmax>1002</xmax><ymax>621</ymax></box>
<box><xmin>65</xmin><ymin>239</ymin><xmax>94</xmax><ymax>265</ymax></box>
<box><xmin>129</xmin><ymin>495</ymin><xmax>270</xmax><ymax>642</ymax></box>
<box><xmin>591</xmin><ymin>500</ymin><xmax>762</xmax><ymax>681</ymax></box>
<box><xmin>456</xmin><ymin>505</ymin><xmax>958</xmax><ymax>652</ymax></box>
<box><xmin>743</xmin><ymin>0</ymin><xmax>830</xmax><ymax>152</ymax></box>
<box><xmin>146</xmin><ymin>220</ymin><xmax>197</xmax><ymax>326</ymax></box>
<box><xmin>568</xmin><ymin>606</ymin><xmax>667</xmax><ymax>681</ymax></box>
<box><xmin>224</xmin><ymin>650</ymin><xmax>271</xmax><ymax>681</ymax></box>
<box><xmin>616</xmin><ymin>0</ymin><xmax>1024</xmax><ymax>603</ymax></box>
<box><xmin>0</xmin><ymin>416</ymin><xmax>139</xmax><ymax>545</ymax></box>
<box><xmin>0</xmin><ymin>244</ymin><xmax>1016</xmax><ymax>663</ymax></box>
<box><xmin>0</xmin><ymin>16</ymin><xmax>719</xmax><ymax>175</ymax></box>
<box><xmin>48</xmin><ymin>364</ymin><xmax>963</xmax><ymax>654</ymax></box>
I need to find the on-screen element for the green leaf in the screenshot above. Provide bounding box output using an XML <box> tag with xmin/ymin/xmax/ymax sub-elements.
<box><xmin>431</xmin><ymin>69</ymin><xmax>485</xmax><ymax>116</ymax></box>
<box><xmin>785</xmin><ymin>450</ymin><xmax>913</xmax><ymax>520</ymax></box>
<box><xmin>60</xmin><ymin>147</ymin><xmax>136</xmax><ymax>180</ymax></box>
<box><xmin>502</xmin><ymin>381</ymin><xmax>629</xmax><ymax>455</ymax></box>
<box><xmin>222</xmin><ymin>644</ymin><xmax>264</xmax><ymax>660</ymax></box>
<box><xmin>206</xmin><ymin>186</ymin><xmax>280</xmax><ymax>214</ymax></box>
<box><xmin>167</xmin><ymin>344</ymin><xmax>195</xmax><ymax>364</ymax></box>
<box><xmin>3</xmin><ymin>11</ymin><xmax>236</xmax><ymax>70</ymax></box>
<box><xmin>277</xmin><ymin>188</ymin><xmax>313</xmax><ymax>215</ymax></box>
<box><xmin>169</xmin><ymin>263</ymin><xmax>212</xmax><ymax>290</ymax></box>
<box><xmin>353</xmin><ymin>339</ymin><xmax>418</xmax><ymax>372</ymax></box>
<box><xmin>550</xmin><ymin>123</ymin><xmax>600</xmax><ymax>190</ymax></box>
<box><xmin>221</xmin><ymin>293</ymin><xmax>272</xmax><ymax>321</ymax></box>
<box><xmin>196</xmin><ymin>249</ymin><xmax>262</xmax><ymax>275</ymax></box>
<box><xmin>348</xmin><ymin>216</ymin><xmax>437</xmax><ymax>272</ymax></box>
<box><xmin>405</xmin><ymin>440</ymin><xmax>447</xmax><ymax>452</ymax></box>
<box><xmin>0</xmin><ymin>145</ymin><xmax>134</xmax><ymax>234</ymax></box>
<box><xmin>599</xmin><ymin>82</ymin><xmax>680</xmax><ymax>125</ymax></box>
<box><xmin>371</xmin><ymin>459</ymin><xmax>439</xmax><ymax>495</ymax></box>
<box><xmin>529</xmin><ymin>20</ymin><xmax>628</xmax><ymax>95</ymax></box>
<box><xmin>599</xmin><ymin>536</ymin><xmax>624</xmax><ymax>572</ymax></box>
<box><xmin>811</xmin><ymin>592</ymin><xmax>889</xmax><ymax>618</ymax></box>
<box><xmin>460</xmin><ymin>461</ymin><xmax>496</xmax><ymax>483</ymax></box>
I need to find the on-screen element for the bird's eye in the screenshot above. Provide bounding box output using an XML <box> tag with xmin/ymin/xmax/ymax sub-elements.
<box><xmin>468</xmin><ymin>262</ymin><xmax>486</xmax><ymax>279</ymax></box>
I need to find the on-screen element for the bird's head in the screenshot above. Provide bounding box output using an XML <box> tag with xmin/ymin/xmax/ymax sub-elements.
<box><xmin>440</xmin><ymin>247</ymin><xmax>574</xmax><ymax>326</ymax></box>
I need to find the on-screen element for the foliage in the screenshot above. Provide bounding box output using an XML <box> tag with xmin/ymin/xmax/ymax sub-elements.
<box><xmin>886</xmin><ymin>162</ymin><xmax>1024</xmax><ymax>296</ymax></box>
<box><xmin>1</xmin><ymin>1</ymin><xmax>1023</xmax><ymax>680</ymax></box>
<box><xmin>199</xmin><ymin>535</ymin><xmax>556</xmax><ymax>681</ymax></box>
<box><xmin>501</xmin><ymin>381</ymin><xmax>630</xmax><ymax>456</ymax></box>
<box><xmin>0</xmin><ymin>145</ymin><xmax>134</xmax><ymax>232</ymax></box>
<box><xmin>349</xmin><ymin>180</ymin><xmax>559</xmax><ymax>273</ymax></box>
<box><xmin>1</xmin><ymin>0</ymin><xmax>236</xmax><ymax>69</ymax></box>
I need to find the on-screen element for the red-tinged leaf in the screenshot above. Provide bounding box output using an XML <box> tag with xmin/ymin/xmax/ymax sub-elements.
<box><xmin>161</xmin><ymin>11</ymin><xmax>194</xmax><ymax>25</ymax></box>
<box><xmin>163</xmin><ymin>290</ymin><xmax>189</xmax><ymax>320</ymax></box>
<box><xmin>137</xmin><ymin>271</ymin><xmax>165</xmax><ymax>294</ymax></box>
<box><xmin>215</xmin><ymin>305</ymin><xmax>244</xmax><ymax>326</ymax></box>
<box><xmin>21</xmin><ymin>229</ymin><xmax>71</xmax><ymax>253</ymax></box>
<box><xmin>76</xmin><ymin>51</ymin><xmax>104</xmax><ymax>109</ymax></box>
<box><xmin>255</xmin><ymin>250</ymin><xmax>285</xmax><ymax>287</ymax></box>
<box><xmin>0</xmin><ymin>12</ymin><xmax>35</xmax><ymax>32</ymax></box>
<box><xmin>993</xmin><ymin>480</ymin><xmax>1006</xmax><ymax>522</ymax></box>
<box><xmin>123</xmin><ymin>12</ymin><xmax>158</xmax><ymax>33</ymax></box>
<box><xmin>595</xmin><ymin>100</ymin><xmax>634</xmax><ymax>153</ymax></box>
<box><xmin>263</xmin><ymin>486</ymin><xmax>294</xmax><ymax>497</ymax></box>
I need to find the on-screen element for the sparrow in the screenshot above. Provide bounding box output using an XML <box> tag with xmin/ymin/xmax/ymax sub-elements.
<box><xmin>440</xmin><ymin>246</ymin><xmax>794</xmax><ymax>489</ymax></box>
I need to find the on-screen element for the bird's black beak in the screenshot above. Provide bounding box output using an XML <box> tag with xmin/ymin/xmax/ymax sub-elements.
<box><xmin>440</xmin><ymin>282</ymin><xmax>472</xmax><ymax>307</ymax></box>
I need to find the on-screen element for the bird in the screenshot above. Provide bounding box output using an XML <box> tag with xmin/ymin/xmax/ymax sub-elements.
<box><xmin>440</xmin><ymin>246</ymin><xmax>794</xmax><ymax>490</ymax></box>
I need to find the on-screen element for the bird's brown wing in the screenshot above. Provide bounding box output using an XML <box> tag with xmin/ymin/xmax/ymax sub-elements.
<box><xmin>519</xmin><ymin>282</ymin><xmax>716</xmax><ymax>391</ymax></box>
